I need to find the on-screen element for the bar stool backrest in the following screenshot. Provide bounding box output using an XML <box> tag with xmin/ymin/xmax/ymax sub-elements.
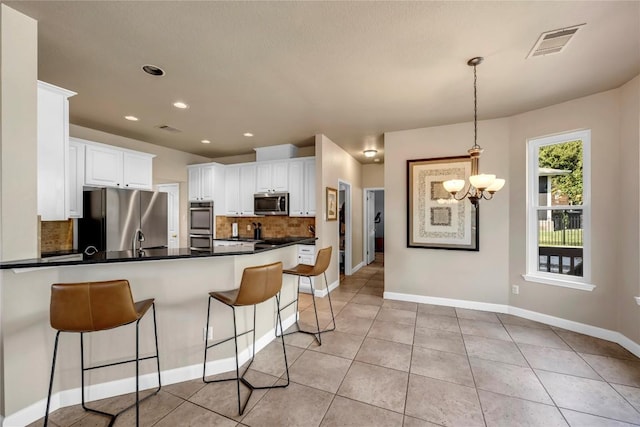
<box><xmin>235</xmin><ymin>262</ymin><xmax>283</xmax><ymax>306</ymax></box>
<box><xmin>310</xmin><ymin>246</ymin><xmax>332</xmax><ymax>276</ymax></box>
<box><xmin>50</xmin><ymin>280</ymin><xmax>139</xmax><ymax>332</ymax></box>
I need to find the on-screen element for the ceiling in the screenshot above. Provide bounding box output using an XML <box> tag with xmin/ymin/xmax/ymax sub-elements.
<box><xmin>6</xmin><ymin>1</ymin><xmax>639</xmax><ymax>164</ymax></box>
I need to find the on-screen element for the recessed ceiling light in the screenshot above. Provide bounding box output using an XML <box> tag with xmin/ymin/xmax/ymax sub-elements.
<box><xmin>124</xmin><ymin>115</ymin><xmax>139</xmax><ymax>121</ymax></box>
<box><xmin>142</xmin><ymin>64</ymin><xmax>165</xmax><ymax>76</ymax></box>
<box><xmin>201</xmin><ymin>139</ymin><xmax>211</xmax><ymax>144</ymax></box>
<box><xmin>173</xmin><ymin>101</ymin><xmax>189</xmax><ymax>109</ymax></box>
<box><xmin>243</xmin><ymin>132</ymin><xmax>254</xmax><ymax>137</ymax></box>
<box><xmin>364</xmin><ymin>149</ymin><xmax>377</xmax><ymax>158</ymax></box>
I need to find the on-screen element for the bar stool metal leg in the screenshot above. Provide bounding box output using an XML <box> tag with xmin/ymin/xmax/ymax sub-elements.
<box><xmin>76</xmin><ymin>304</ymin><xmax>161</xmax><ymax>426</ymax></box>
<box><xmin>44</xmin><ymin>331</ymin><xmax>61</xmax><ymax>427</ymax></box>
<box><xmin>203</xmin><ymin>295</ymin><xmax>290</xmax><ymax>415</ymax></box>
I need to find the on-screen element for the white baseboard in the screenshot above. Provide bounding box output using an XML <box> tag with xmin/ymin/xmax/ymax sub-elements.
<box><xmin>383</xmin><ymin>291</ymin><xmax>509</xmax><ymax>314</ymax></box>
<box><xmin>351</xmin><ymin>261</ymin><xmax>364</xmax><ymax>274</ymax></box>
<box><xmin>3</xmin><ymin>313</ymin><xmax>297</xmax><ymax>427</ymax></box>
<box><xmin>384</xmin><ymin>291</ymin><xmax>640</xmax><ymax>359</ymax></box>
<box><xmin>299</xmin><ymin>279</ymin><xmax>339</xmax><ymax>298</ymax></box>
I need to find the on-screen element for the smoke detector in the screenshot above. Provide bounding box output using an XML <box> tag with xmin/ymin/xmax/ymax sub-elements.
<box><xmin>527</xmin><ymin>24</ymin><xmax>585</xmax><ymax>58</ymax></box>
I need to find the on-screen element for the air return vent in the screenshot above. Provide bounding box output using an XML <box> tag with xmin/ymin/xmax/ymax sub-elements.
<box><xmin>527</xmin><ymin>24</ymin><xmax>584</xmax><ymax>58</ymax></box>
<box><xmin>155</xmin><ymin>124</ymin><xmax>182</xmax><ymax>133</ymax></box>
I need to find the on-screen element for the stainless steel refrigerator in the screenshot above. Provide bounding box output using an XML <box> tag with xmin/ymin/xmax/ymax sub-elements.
<box><xmin>78</xmin><ymin>188</ymin><xmax>168</xmax><ymax>253</ymax></box>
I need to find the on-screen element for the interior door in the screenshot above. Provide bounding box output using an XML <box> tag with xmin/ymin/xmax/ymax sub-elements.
<box><xmin>367</xmin><ymin>190</ymin><xmax>375</xmax><ymax>264</ymax></box>
<box><xmin>158</xmin><ymin>183</ymin><xmax>179</xmax><ymax>248</ymax></box>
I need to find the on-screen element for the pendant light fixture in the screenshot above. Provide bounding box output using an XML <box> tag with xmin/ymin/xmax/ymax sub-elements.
<box><xmin>443</xmin><ymin>57</ymin><xmax>505</xmax><ymax>205</ymax></box>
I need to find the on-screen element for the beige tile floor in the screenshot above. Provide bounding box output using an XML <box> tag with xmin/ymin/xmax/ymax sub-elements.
<box><xmin>32</xmin><ymin>253</ymin><xmax>640</xmax><ymax>426</ymax></box>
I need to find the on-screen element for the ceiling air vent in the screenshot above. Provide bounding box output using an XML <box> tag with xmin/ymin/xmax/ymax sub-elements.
<box><xmin>527</xmin><ymin>24</ymin><xmax>585</xmax><ymax>58</ymax></box>
<box><xmin>155</xmin><ymin>124</ymin><xmax>182</xmax><ymax>133</ymax></box>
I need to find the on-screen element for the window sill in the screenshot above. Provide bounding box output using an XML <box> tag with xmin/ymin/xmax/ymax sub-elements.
<box><xmin>522</xmin><ymin>274</ymin><xmax>596</xmax><ymax>292</ymax></box>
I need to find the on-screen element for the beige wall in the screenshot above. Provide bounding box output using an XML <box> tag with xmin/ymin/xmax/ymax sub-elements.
<box><xmin>0</xmin><ymin>5</ymin><xmax>38</xmax><ymax>262</ymax></box>
<box><xmin>384</xmin><ymin>119</ymin><xmax>511</xmax><ymax>304</ymax></box>
<box><xmin>508</xmin><ymin>90</ymin><xmax>622</xmax><ymax>330</ymax></box>
<box><xmin>210</xmin><ymin>145</ymin><xmax>315</xmax><ymax>165</ymax></box>
<box><xmin>615</xmin><ymin>75</ymin><xmax>640</xmax><ymax>343</ymax></box>
<box><xmin>362</xmin><ymin>164</ymin><xmax>384</xmax><ymax>188</ymax></box>
<box><xmin>315</xmin><ymin>134</ymin><xmax>363</xmax><ymax>287</ymax></box>
<box><xmin>70</xmin><ymin>125</ymin><xmax>211</xmax><ymax>248</ymax></box>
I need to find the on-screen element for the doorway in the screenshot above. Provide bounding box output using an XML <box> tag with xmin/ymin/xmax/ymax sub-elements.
<box><xmin>157</xmin><ymin>183</ymin><xmax>179</xmax><ymax>248</ymax></box>
<box><xmin>364</xmin><ymin>188</ymin><xmax>384</xmax><ymax>265</ymax></box>
<box><xmin>338</xmin><ymin>180</ymin><xmax>352</xmax><ymax>275</ymax></box>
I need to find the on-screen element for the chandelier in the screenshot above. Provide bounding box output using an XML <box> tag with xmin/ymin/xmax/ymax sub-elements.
<box><xmin>443</xmin><ymin>57</ymin><xmax>505</xmax><ymax>205</ymax></box>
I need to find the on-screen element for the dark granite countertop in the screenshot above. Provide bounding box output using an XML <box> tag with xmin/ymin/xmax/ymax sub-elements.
<box><xmin>0</xmin><ymin>237</ymin><xmax>316</xmax><ymax>270</ymax></box>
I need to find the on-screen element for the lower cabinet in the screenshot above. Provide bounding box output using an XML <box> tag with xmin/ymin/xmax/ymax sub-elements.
<box><xmin>298</xmin><ymin>245</ymin><xmax>316</xmax><ymax>292</ymax></box>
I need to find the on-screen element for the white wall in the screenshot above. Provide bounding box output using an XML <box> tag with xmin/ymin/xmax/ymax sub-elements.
<box><xmin>384</xmin><ymin>75</ymin><xmax>640</xmax><ymax>344</ymax></box>
<box><xmin>0</xmin><ymin>5</ymin><xmax>38</xmax><ymax>262</ymax></box>
<box><xmin>508</xmin><ymin>89</ymin><xmax>622</xmax><ymax>331</ymax></box>
<box><xmin>384</xmin><ymin>119</ymin><xmax>511</xmax><ymax>304</ymax></box>
<box><xmin>362</xmin><ymin>164</ymin><xmax>384</xmax><ymax>188</ymax></box>
<box><xmin>316</xmin><ymin>134</ymin><xmax>363</xmax><ymax>286</ymax></box>
<box><xmin>616</xmin><ymin>76</ymin><xmax>640</xmax><ymax>343</ymax></box>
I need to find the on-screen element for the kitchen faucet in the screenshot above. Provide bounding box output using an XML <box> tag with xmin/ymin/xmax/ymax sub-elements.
<box><xmin>132</xmin><ymin>228</ymin><xmax>145</xmax><ymax>254</ymax></box>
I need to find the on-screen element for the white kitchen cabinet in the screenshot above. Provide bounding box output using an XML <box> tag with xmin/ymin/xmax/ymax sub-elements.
<box><xmin>288</xmin><ymin>157</ymin><xmax>316</xmax><ymax>217</ymax></box>
<box><xmin>68</xmin><ymin>139</ymin><xmax>85</xmax><ymax>218</ymax></box>
<box><xmin>123</xmin><ymin>152</ymin><xmax>153</xmax><ymax>189</ymax></box>
<box><xmin>84</xmin><ymin>142</ymin><xmax>153</xmax><ymax>190</ymax></box>
<box><xmin>298</xmin><ymin>245</ymin><xmax>316</xmax><ymax>292</ymax></box>
<box><xmin>224</xmin><ymin>164</ymin><xmax>256</xmax><ymax>216</ymax></box>
<box><xmin>255</xmin><ymin>161</ymin><xmax>289</xmax><ymax>193</ymax></box>
<box><xmin>37</xmin><ymin>81</ymin><xmax>76</xmax><ymax>220</ymax></box>
<box><xmin>224</xmin><ymin>165</ymin><xmax>241</xmax><ymax>215</ymax></box>
<box><xmin>188</xmin><ymin>163</ymin><xmax>225</xmax><ymax>205</ymax></box>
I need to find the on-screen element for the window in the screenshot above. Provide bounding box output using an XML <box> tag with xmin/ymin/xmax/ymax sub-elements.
<box><xmin>525</xmin><ymin>130</ymin><xmax>594</xmax><ymax>291</ymax></box>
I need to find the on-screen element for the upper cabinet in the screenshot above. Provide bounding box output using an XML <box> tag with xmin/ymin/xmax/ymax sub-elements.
<box><xmin>68</xmin><ymin>139</ymin><xmax>85</xmax><ymax>218</ymax></box>
<box><xmin>289</xmin><ymin>158</ymin><xmax>316</xmax><ymax>217</ymax></box>
<box><xmin>255</xmin><ymin>161</ymin><xmax>289</xmax><ymax>193</ymax></box>
<box><xmin>37</xmin><ymin>81</ymin><xmax>76</xmax><ymax>220</ymax></box>
<box><xmin>224</xmin><ymin>164</ymin><xmax>256</xmax><ymax>216</ymax></box>
<box><xmin>188</xmin><ymin>163</ymin><xmax>225</xmax><ymax>204</ymax></box>
<box><xmin>84</xmin><ymin>143</ymin><xmax>153</xmax><ymax>189</ymax></box>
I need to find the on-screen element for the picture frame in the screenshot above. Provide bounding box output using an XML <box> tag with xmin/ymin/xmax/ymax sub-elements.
<box><xmin>326</xmin><ymin>187</ymin><xmax>338</xmax><ymax>221</ymax></box>
<box><xmin>407</xmin><ymin>156</ymin><xmax>479</xmax><ymax>251</ymax></box>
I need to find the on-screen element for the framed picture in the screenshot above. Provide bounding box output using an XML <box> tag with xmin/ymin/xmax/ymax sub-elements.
<box><xmin>326</xmin><ymin>187</ymin><xmax>338</xmax><ymax>221</ymax></box>
<box><xmin>407</xmin><ymin>156</ymin><xmax>479</xmax><ymax>251</ymax></box>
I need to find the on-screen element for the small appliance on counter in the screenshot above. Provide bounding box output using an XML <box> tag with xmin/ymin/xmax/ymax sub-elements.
<box><xmin>231</xmin><ymin>222</ymin><xmax>239</xmax><ymax>238</ymax></box>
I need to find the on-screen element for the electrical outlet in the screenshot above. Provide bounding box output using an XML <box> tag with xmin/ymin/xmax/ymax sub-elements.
<box><xmin>246</xmin><ymin>224</ymin><xmax>251</xmax><ymax>231</ymax></box>
<box><xmin>203</xmin><ymin>326</ymin><xmax>213</xmax><ymax>341</ymax></box>
<box><xmin>511</xmin><ymin>285</ymin><xmax>520</xmax><ymax>295</ymax></box>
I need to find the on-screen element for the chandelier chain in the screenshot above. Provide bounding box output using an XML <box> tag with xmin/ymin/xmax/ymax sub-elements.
<box><xmin>473</xmin><ymin>63</ymin><xmax>479</xmax><ymax>150</ymax></box>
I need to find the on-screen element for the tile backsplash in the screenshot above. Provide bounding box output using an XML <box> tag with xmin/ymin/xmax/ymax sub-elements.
<box><xmin>216</xmin><ymin>216</ymin><xmax>315</xmax><ymax>239</ymax></box>
<box><xmin>41</xmin><ymin>219</ymin><xmax>74</xmax><ymax>252</ymax></box>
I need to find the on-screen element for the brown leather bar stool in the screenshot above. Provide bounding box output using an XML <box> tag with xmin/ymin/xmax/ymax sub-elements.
<box><xmin>279</xmin><ymin>246</ymin><xmax>335</xmax><ymax>345</ymax></box>
<box><xmin>202</xmin><ymin>261</ymin><xmax>289</xmax><ymax>415</ymax></box>
<box><xmin>44</xmin><ymin>280</ymin><xmax>161</xmax><ymax>427</ymax></box>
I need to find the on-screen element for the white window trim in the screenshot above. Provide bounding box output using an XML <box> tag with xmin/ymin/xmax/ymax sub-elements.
<box><xmin>526</xmin><ymin>129</ymin><xmax>594</xmax><ymax>291</ymax></box>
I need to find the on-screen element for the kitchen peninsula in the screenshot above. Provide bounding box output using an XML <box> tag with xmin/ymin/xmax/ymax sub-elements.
<box><xmin>0</xmin><ymin>238</ymin><xmax>314</xmax><ymax>425</ymax></box>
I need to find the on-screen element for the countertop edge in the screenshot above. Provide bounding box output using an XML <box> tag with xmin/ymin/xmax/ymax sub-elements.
<box><xmin>0</xmin><ymin>238</ymin><xmax>316</xmax><ymax>270</ymax></box>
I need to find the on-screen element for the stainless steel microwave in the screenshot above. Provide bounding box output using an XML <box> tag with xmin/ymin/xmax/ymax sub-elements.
<box><xmin>254</xmin><ymin>192</ymin><xmax>289</xmax><ymax>216</ymax></box>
